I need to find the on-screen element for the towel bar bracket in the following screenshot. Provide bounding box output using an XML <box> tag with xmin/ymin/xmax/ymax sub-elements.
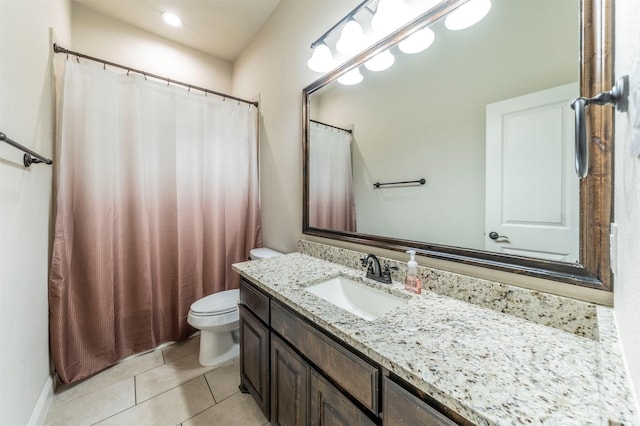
<box><xmin>570</xmin><ymin>75</ymin><xmax>629</xmax><ymax>178</ymax></box>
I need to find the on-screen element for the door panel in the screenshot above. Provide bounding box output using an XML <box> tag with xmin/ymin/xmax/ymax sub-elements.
<box><xmin>485</xmin><ymin>82</ymin><xmax>579</xmax><ymax>262</ymax></box>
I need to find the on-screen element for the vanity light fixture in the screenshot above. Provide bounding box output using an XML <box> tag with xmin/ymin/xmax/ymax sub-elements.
<box><xmin>398</xmin><ymin>27</ymin><xmax>435</xmax><ymax>54</ymax></box>
<box><xmin>307</xmin><ymin>42</ymin><xmax>336</xmax><ymax>73</ymax></box>
<box><xmin>338</xmin><ymin>67</ymin><xmax>364</xmax><ymax>85</ymax></box>
<box><xmin>444</xmin><ymin>0</ymin><xmax>492</xmax><ymax>30</ymax></box>
<box><xmin>336</xmin><ymin>19</ymin><xmax>368</xmax><ymax>56</ymax></box>
<box><xmin>365</xmin><ymin>49</ymin><xmax>395</xmax><ymax>71</ymax></box>
<box><xmin>161</xmin><ymin>12</ymin><xmax>183</xmax><ymax>27</ymax></box>
<box><xmin>371</xmin><ymin>0</ymin><xmax>416</xmax><ymax>36</ymax></box>
<box><xmin>306</xmin><ymin>0</ymin><xmax>446</xmax><ymax>83</ymax></box>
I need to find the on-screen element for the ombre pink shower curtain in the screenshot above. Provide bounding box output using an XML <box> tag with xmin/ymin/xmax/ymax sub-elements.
<box><xmin>309</xmin><ymin>121</ymin><xmax>356</xmax><ymax>232</ymax></box>
<box><xmin>49</xmin><ymin>60</ymin><xmax>261</xmax><ymax>383</ymax></box>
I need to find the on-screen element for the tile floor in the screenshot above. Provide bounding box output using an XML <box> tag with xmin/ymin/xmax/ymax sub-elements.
<box><xmin>44</xmin><ymin>336</ymin><xmax>268</xmax><ymax>426</ymax></box>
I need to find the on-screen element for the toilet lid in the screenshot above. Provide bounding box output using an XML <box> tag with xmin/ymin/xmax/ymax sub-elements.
<box><xmin>190</xmin><ymin>289</ymin><xmax>239</xmax><ymax>315</ymax></box>
<box><xmin>250</xmin><ymin>247</ymin><xmax>283</xmax><ymax>260</ymax></box>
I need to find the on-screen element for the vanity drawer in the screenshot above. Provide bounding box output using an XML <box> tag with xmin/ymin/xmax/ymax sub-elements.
<box><xmin>240</xmin><ymin>279</ymin><xmax>269</xmax><ymax>324</ymax></box>
<box><xmin>270</xmin><ymin>300</ymin><xmax>379</xmax><ymax>414</ymax></box>
<box><xmin>383</xmin><ymin>377</ymin><xmax>458</xmax><ymax>426</ymax></box>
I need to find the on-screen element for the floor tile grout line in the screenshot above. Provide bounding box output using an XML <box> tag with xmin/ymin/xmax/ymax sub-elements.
<box><xmin>86</xmin><ymin>390</ymin><xmax>137</xmax><ymax>426</ymax></box>
<box><xmin>180</xmin><ymin>395</ymin><xmax>219</xmax><ymax>426</ymax></box>
<box><xmin>52</xmin><ymin>349</ymin><xmax>171</xmax><ymax>408</ymax></box>
<box><xmin>89</xmin><ymin>375</ymin><xmax>213</xmax><ymax>426</ymax></box>
<box><xmin>135</xmin><ymin>373</ymin><xmax>216</xmax><ymax>405</ymax></box>
<box><xmin>203</xmin><ymin>372</ymin><xmax>218</xmax><ymax>404</ymax></box>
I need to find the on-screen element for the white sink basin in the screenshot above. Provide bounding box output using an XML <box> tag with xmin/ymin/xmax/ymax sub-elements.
<box><xmin>305</xmin><ymin>276</ymin><xmax>407</xmax><ymax>321</ymax></box>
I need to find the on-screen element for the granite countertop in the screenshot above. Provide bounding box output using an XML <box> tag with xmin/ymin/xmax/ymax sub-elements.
<box><xmin>232</xmin><ymin>252</ymin><xmax>637</xmax><ymax>425</ymax></box>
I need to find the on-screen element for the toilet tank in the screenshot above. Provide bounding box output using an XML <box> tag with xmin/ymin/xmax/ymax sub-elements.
<box><xmin>249</xmin><ymin>247</ymin><xmax>283</xmax><ymax>260</ymax></box>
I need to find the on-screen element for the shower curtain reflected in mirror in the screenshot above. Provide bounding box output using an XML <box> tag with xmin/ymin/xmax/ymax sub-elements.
<box><xmin>309</xmin><ymin>121</ymin><xmax>356</xmax><ymax>232</ymax></box>
<box><xmin>49</xmin><ymin>60</ymin><xmax>261</xmax><ymax>383</ymax></box>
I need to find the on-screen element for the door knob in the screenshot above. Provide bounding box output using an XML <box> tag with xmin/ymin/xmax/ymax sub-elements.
<box><xmin>489</xmin><ymin>231</ymin><xmax>510</xmax><ymax>242</ymax></box>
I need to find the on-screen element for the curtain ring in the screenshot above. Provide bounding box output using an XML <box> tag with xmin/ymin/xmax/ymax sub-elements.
<box><xmin>143</xmin><ymin>73</ymin><xmax>147</xmax><ymax>80</ymax></box>
<box><xmin>167</xmin><ymin>79</ymin><xmax>170</xmax><ymax>86</ymax></box>
<box><xmin>75</xmin><ymin>54</ymin><xmax>80</xmax><ymax>63</ymax></box>
<box><xmin>187</xmin><ymin>85</ymin><xmax>191</xmax><ymax>92</ymax></box>
<box><xmin>103</xmin><ymin>62</ymin><xmax>106</xmax><ymax>70</ymax></box>
<box><xmin>127</xmin><ymin>69</ymin><xmax>130</xmax><ymax>76</ymax></box>
<box><xmin>66</xmin><ymin>52</ymin><xmax>69</xmax><ymax>60</ymax></box>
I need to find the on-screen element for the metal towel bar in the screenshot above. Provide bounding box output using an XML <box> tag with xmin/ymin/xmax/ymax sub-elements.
<box><xmin>373</xmin><ymin>178</ymin><xmax>426</xmax><ymax>188</ymax></box>
<box><xmin>0</xmin><ymin>131</ymin><xmax>53</xmax><ymax>167</ymax></box>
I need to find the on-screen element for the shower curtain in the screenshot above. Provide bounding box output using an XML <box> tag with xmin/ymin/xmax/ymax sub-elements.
<box><xmin>309</xmin><ymin>122</ymin><xmax>356</xmax><ymax>232</ymax></box>
<box><xmin>49</xmin><ymin>60</ymin><xmax>261</xmax><ymax>383</ymax></box>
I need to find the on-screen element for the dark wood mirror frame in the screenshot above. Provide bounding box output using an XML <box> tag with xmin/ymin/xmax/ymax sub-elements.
<box><xmin>303</xmin><ymin>0</ymin><xmax>613</xmax><ymax>291</ymax></box>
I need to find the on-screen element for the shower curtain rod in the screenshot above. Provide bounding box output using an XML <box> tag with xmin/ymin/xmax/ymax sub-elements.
<box><xmin>53</xmin><ymin>43</ymin><xmax>258</xmax><ymax>107</ymax></box>
<box><xmin>310</xmin><ymin>119</ymin><xmax>352</xmax><ymax>134</ymax></box>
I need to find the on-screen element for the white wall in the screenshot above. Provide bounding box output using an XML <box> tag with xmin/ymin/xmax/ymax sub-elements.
<box><xmin>72</xmin><ymin>3</ymin><xmax>233</xmax><ymax>93</ymax></box>
<box><xmin>614</xmin><ymin>0</ymin><xmax>640</xmax><ymax>411</ymax></box>
<box><xmin>0</xmin><ymin>1</ymin><xmax>71</xmax><ymax>425</ymax></box>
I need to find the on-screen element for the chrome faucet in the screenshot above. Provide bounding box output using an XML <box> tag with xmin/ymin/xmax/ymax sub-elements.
<box><xmin>360</xmin><ymin>254</ymin><xmax>396</xmax><ymax>284</ymax></box>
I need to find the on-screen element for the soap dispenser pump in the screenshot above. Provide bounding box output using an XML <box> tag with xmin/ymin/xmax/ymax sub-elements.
<box><xmin>404</xmin><ymin>250</ymin><xmax>422</xmax><ymax>294</ymax></box>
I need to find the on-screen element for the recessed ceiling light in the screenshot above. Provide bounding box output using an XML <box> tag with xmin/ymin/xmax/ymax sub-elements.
<box><xmin>161</xmin><ymin>12</ymin><xmax>183</xmax><ymax>27</ymax></box>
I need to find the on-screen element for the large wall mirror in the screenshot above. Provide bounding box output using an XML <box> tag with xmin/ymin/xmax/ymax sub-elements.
<box><xmin>303</xmin><ymin>0</ymin><xmax>613</xmax><ymax>290</ymax></box>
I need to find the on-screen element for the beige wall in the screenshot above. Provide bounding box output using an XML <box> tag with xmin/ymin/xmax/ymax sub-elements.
<box><xmin>0</xmin><ymin>1</ymin><xmax>71</xmax><ymax>424</ymax></box>
<box><xmin>72</xmin><ymin>3</ymin><xmax>233</xmax><ymax>93</ymax></box>
<box><xmin>233</xmin><ymin>1</ymin><xmax>360</xmax><ymax>254</ymax></box>
<box><xmin>614</xmin><ymin>0</ymin><xmax>640</xmax><ymax>411</ymax></box>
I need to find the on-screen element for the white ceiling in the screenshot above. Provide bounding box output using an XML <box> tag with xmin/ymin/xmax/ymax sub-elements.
<box><xmin>72</xmin><ymin>0</ymin><xmax>285</xmax><ymax>62</ymax></box>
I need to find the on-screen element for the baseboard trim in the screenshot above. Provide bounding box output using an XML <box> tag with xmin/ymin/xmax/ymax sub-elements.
<box><xmin>27</xmin><ymin>375</ymin><xmax>53</xmax><ymax>426</ymax></box>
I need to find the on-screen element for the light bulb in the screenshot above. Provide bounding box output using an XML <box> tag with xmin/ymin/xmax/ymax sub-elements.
<box><xmin>336</xmin><ymin>19</ymin><xmax>367</xmax><ymax>56</ymax></box>
<box><xmin>161</xmin><ymin>12</ymin><xmax>183</xmax><ymax>27</ymax></box>
<box><xmin>307</xmin><ymin>42</ymin><xmax>335</xmax><ymax>73</ymax></box>
<box><xmin>445</xmin><ymin>0</ymin><xmax>492</xmax><ymax>31</ymax></box>
<box><xmin>371</xmin><ymin>0</ymin><xmax>415</xmax><ymax>35</ymax></box>
<box><xmin>338</xmin><ymin>67</ymin><xmax>363</xmax><ymax>85</ymax></box>
<box><xmin>398</xmin><ymin>27</ymin><xmax>435</xmax><ymax>54</ymax></box>
<box><xmin>365</xmin><ymin>50</ymin><xmax>395</xmax><ymax>72</ymax></box>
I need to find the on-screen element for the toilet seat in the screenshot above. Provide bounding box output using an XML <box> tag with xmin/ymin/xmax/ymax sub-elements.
<box><xmin>189</xmin><ymin>289</ymin><xmax>239</xmax><ymax>316</ymax></box>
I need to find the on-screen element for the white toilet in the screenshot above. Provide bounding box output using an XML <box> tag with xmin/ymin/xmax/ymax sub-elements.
<box><xmin>187</xmin><ymin>247</ymin><xmax>282</xmax><ymax>366</ymax></box>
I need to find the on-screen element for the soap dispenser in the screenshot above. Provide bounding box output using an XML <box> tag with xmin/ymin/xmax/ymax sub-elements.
<box><xmin>404</xmin><ymin>250</ymin><xmax>422</xmax><ymax>294</ymax></box>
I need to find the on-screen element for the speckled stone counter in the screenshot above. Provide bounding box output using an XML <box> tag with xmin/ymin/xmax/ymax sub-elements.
<box><xmin>233</xmin><ymin>253</ymin><xmax>638</xmax><ymax>425</ymax></box>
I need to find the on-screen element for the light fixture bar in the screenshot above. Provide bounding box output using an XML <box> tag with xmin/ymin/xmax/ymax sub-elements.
<box><xmin>310</xmin><ymin>0</ymin><xmax>374</xmax><ymax>49</ymax></box>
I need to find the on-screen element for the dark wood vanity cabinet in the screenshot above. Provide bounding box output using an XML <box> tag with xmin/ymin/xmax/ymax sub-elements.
<box><xmin>238</xmin><ymin>280</ymin><xmax>271</xmax><ymax>418</ymax></box>
<box><xmin>310</xmin><ymin>370</ymin><xmax>376</xmax><ymax>426</ymax></box>
<box><xmin>238</xmin><ymin>278</ymin><xmax>465</xmax><ymax>426</ymax></box>
<box><xmin>383</xmin><ymin>377</ymin><xmax>457</xmax><ymax>426</ymax></box>
<box><xmin>271</xmin><ymin>333</ymin><xmax>309</xmax><ymax>425</ymax></box>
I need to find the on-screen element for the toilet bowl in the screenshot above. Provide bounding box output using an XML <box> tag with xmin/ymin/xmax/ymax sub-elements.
<box><xmin>187</xmin><ymin>247</ymin><xmax>282</xmax><ymax>366</ymax></box>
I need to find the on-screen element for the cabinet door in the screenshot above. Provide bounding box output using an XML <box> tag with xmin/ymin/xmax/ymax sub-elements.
<box><xmin>310</xmin><ymin>371</ymin><xmax>376</xmax><ymax>426</ymax></box>
<box><xmin>383</xmin><ymin>377</ymin><xmax>457</xmax><ymax>426</ymax></box>
<box><xmin>239</xmin><ymin>304</ymin><xmax>270</xmax><ymax>418</ymax></box>
<box><xmin>271</xmin><ymin>333</ymin><xmax>310</xmax><ymax>426</ymax></box>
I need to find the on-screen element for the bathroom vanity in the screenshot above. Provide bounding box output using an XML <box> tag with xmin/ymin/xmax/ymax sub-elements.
<box><xmin>233</xmin><ymin>251</ymin><xmax>637</xmax><ymax>425</ymax></box>
<box><xmin>239</xmin><ymin>277</ymin><xmax>461</xmax><ymax>425</ymax></box>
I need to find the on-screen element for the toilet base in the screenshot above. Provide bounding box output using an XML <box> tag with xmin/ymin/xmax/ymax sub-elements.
<box><xmin>198</xmin><ymin>328</ymin><xmax>239</xmax><ymax>367</ymax></box>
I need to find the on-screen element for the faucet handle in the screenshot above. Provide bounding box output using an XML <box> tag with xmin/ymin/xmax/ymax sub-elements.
<box><xmin>384</xmin><ymin>263</ymin><xmax>399</xmax><ymax>271</ymax></box>
<box><xmin>382</xmin><ymin>264</ymin><xmax>398</xmax><ymax>282</ymax></box>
